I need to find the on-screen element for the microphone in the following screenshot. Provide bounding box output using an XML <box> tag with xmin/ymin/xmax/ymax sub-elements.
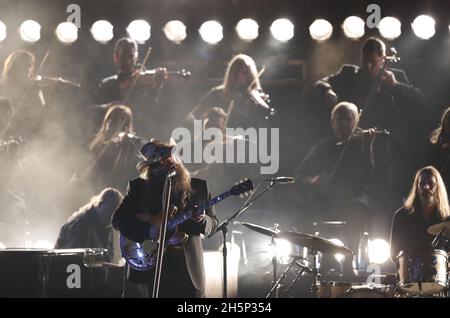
<box><xmin>432</xmin><ymin>227</ymin><xmax>449</xmax><ymax>248</ymax></box>
<box><xmin>264</xmin><ymin>176</ymin><xmax>295</xmax><ymax>184</ymax></box>
<box><xmin>166</xmin><ymin>168</ymin><xmax>177</xmax><ymax>178</ymax></box>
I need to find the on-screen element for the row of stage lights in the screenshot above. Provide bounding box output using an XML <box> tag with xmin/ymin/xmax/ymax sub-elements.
<box><xmin>0</xmin><ymin>15</ymin><xmax>447</xmax><ymax>45</ymax></box>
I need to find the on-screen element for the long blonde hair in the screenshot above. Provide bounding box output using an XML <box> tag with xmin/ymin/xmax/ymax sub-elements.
<box><xmin>404</xmin><ymin>166</ymin><xmax>450</xmax><ymax>219</ymax></box>
<box><xmin>221</xmin><ymin>54</ymin><xmax>261</xmax><ymax>96</ymax></box>
<box><xmin>430</xmin><ymin>106</ymin><xmax>450</xmax><ymax>144</ymax></box>
<box><xmin>1</xmin><ymin>50</ymin><xmax>35</xmax><ymax>84</ymax></box>
<box><xmin>89</xmin><ymin>104</ymin><xmax>134</xmax><ymax>153</ymax></box>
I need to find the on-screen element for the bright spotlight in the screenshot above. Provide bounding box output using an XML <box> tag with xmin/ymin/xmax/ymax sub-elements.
<box><xmin>199</xmin><ymin>20</ymin><xmax>223</xmax><ymax>44</ymax></box>
<box><xmin>270</xmin><ymin>18</ymin><xmax>294</xmax><ymax>42</ymax></box>
<box><xmin>378</xmin><ymin>17</ymin><xmax>402</xmax><ymax>40</ymax></box>
<box><xmin>412</xmin><ymin>15</ymin><xmax>436</xmax><ymax>40</ymax></box>
<box><xmin>342</xmin><ymin>16</ymin><xmax>365</xmax><ymax>39</ymax></box>
<box><xmin>55</xmin><ymin>22</ymin><xmax>78</xmax><ymax>44</ymax></box>
<box><xmin>328</xmin><ymin>238</ymin><xmax>346</xmax><ymax>262</ymax></box>
<box><xmin>19</xmin><ymin>20</ymin><xmax>41</xmax><ymax>43</ymax></box>
<box><xmin>0</xmin><ymin>242</ymin><xmax>6</xmax><ymax>249</ymax></box>
<box><xmin>368</xmin><ymin>239</ymin><xmax>390</xmax><ymax>264</ymax></box>
<box><xmin>273</xmin><ymin>238</ymin><xmax>292</xmax><ymax>261</ymax></box>
<box><xmin>32</xmin><ymin>240</ymin><xmax>53</xmax><ymax>249</ymax></box>
<box><xmin>163</xmin><ymin>20</ymin><xmax>187</xmax><ymax>44</ymax></box>
<box><xmin>127</xmin><ymin>20</ymin><xmax>151</xmax><ymax>44</ymax></box>
<box><xmin>309</xmin><ymin>19</ymin><xmax>333</xmax><ymax>42</ymax></box>
<box><xmin>91</xmin><ymin>20</ymin><xmax>114</xmax><ymax>44</ymax></box>
<box><xmin>0</xmin><ymin>21</ymin><xmax>6</xmax><ymax>42</ymax></box>
<box><xmin>236</xmin><ymin>18</ymin><xmax>259</xmax><ymax>42</ymax></box>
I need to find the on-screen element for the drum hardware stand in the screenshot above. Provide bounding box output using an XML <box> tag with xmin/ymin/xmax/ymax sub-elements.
<box><xmin>266</xmin><ymin>256</ymin><xmax>311</xmax><ymax>298</ymax></box>
<box><xmin>209</xmin><ymin>180</ymin><xmax>279</xmax><ymax>298</ymax></box>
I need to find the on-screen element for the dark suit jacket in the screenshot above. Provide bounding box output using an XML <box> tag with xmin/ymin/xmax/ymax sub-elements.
<box><xmin>111</xmin><ymin>177</ymin><xmax>218</xmax><ymax>296</ymax></box>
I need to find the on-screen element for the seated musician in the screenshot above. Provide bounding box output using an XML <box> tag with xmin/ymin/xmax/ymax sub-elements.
<box><xmin>111</xmin><ymin>139</ymin><xmax>218</xmax><ymax>298</ymax></box>
<box><xmin>389</xmin><ymin>166</ymin><xmax>450</xmax><ymax>262</ymax></box>
<box><xmin>187</xmin><ymin>54</ymin><xmax>271</xmax><ymax>129</ymax></box>
<box><xmin>54</xmin><ymin>188</ymin><xmax>123</xmax><ymax>264</ymax></box>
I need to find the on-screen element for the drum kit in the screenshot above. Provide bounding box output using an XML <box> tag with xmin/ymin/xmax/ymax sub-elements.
<box><xmin>240</xmin><ymin>219</ymin><xmax>450</xmax><ymax>298</ymax></box>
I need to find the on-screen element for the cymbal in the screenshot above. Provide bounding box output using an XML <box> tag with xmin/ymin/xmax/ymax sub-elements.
<box><xmin>239</xmin><ymin>222</ymin><xmax>280</xmax><ymax>236</ymax></box>
<box><xmin>276</xmin><ymin>231</ymin><xmax>353</xmax><ymax>256</ymax></box>
<box><xmin>427</xmin><ymin>220</ymin><xmax>450</xmax><ymax>236</ymax></box>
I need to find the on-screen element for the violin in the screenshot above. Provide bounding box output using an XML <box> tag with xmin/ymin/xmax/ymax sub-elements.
<box><xmin>32</xmin><ymin>75</ymin><xmax>81</xmax><ymax>88</ymax></box>
<box><xmin>118</xmin><ymin>67</ymin><xmax>191</xmax><ymax>93</ymax></box>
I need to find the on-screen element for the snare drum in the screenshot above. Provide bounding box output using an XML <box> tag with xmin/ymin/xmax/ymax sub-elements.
<box><xmin>340</xmin><ymin>287</ymin><xmax>389</xmax><ymax>298</ymax></box>
<box><xmin>396</xmin><ymin>249</ymin><xmax>448</xmax><ymax>295</ymax></box>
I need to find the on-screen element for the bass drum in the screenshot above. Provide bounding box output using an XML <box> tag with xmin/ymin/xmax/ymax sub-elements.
<box><xmin>340</xmin><ymin>288</ymin><xmax>388</xmax><ymax>298</ymax></box>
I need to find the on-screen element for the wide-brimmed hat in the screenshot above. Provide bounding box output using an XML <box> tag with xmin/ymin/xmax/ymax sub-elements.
<box><xmin>136</xmin><ymin>138</ymin><xmax>174</xmax><ymax>172</ymax></box>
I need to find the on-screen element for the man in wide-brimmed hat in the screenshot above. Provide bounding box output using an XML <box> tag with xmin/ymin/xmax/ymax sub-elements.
<box><xmin>112</xmin><ymin>138</ymin><xmax>218</xmax><ymax>298</ymax></box>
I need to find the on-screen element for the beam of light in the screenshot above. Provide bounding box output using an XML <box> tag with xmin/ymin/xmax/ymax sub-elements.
<box><xmin>127</xmin><ymin>20</ymin><xmax>151</xmax><ymax>44</ymax></box>
<box><xmin>55</xmin><ymin>22</ymin><xmax>78</xmax><ymax>44</ymax></box>
<box><xmin>329</xmin><ymin>238</ymin><xmax>345</xmax><ymax>262</ymax></box>
<box><xmin>270</xmin><ymin>18</ymin><xmax>294</xmax><ymax>42</ymax></box>
<box><xmin>91</xmin><ymin>20</ymin><xmax>114</xmax><ymax>44</ymax></box>
<box><xmin>309</xmin><ymin>19</ymin><xmax>333</xmax><ymax>42</ymax></box>
<box><xmin>368</xmin><ymin>239</ymin><xmax>390</xmax><ymax>264</ymax></box>
<box><xmin>0</xmin><ymin>242</ymin><xmax>6</xmax><ymax>249</ymax></box>
<box><xmin>163</xmin><ymin>20</ymin><xmax>187</xmax><ymax>44</ymax></box>
<box><xmin>236</xmin><ymin>18</ymin><xmax>259</xmax><ymax>42</ymax></box>
<box><xmin>199</xmin><ymin>20</ymin><xmax>223</xmax><ymax>44</ymax></box>
<box><xmin>378</xmin><ymin>17</ymin><xmax>402</xmax><ymax>40</ymax></box>
<box><xmin>342</xmin><ymin>16</ymin><xmax>365</xmax><ymax>40</ymax></box>
<box><xmin>19</xmin><ymin>20</ymin><xmax>41</xmax><ymax>43</ymax></box>
<box><xmin>0</xmin><ymin>21</ymin><xmax>6</xmax><ymax>42</ymax></box>
<box><xmin>412</xmin><ymin>15</ymin><xmax>436</xmax><ymax>40</ymax></box>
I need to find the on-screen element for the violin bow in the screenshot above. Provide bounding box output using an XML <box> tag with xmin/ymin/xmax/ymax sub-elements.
<box><xmin>122</xmin><ymin>46</ymin><xmax>152</xmax><ymax>105</ymax></box>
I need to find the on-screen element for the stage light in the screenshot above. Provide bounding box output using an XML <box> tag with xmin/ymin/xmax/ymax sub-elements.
<box><xmin>0</xmin><ymin>21</ymin><xmax>6</xmax><ymax>42</ymax></box>
<box><xmin>378</xmin><ymin>17</ymin><xmax>402</xmax><ymax>40</ymax></box>
<box><xmin>270</xmin><ymin>18</ymin><xmax>294</xmax><ymax>42</ymax></box>
<box><xmin>412</xmin><ymin>15</ymin><xmax>436</xmax><ymax>40</ymax></box>
<box><xmin>309</xmin><ymin>19</ymin><xmax>333</xmax><ymax>42</ymax></box>
<box><xmin>329</xmin><ymin>238</ymin><xmax>345</xmax><ymax>262</ymax></box>
<box><xmin>19</xmin><ymin>20</ymin><xmax>41</xmax><ymax>43</ymax></box>
<box><xmin>199</xmin><ymin>20</ymin><xmax>223</xmax><ymax>44</ymax></box>
<box><xmin>273</xmin><ymin>238</ymin><xmax>292</xmax><ymax>261</ymax></box>
<box><xmin>127</xmin><ymin>20</ymin><xmax>151</xmax><ymax>44</ymax></box>
<box><xmin>236</xmin><ymin>18</ymin><xmax>259</xmax><ymax>42</ymax></box>
<box><xmin>342</xmin><ymin>16</ymin><xmax>365</xmax><ymax>39</ymax></box>
<box><xmin>91</xmin><ymin>20</ymin><xmax>114</xmax><ymax>44</ymax></box>
<box><xmin>368</xmin><ymin>239</ymin><xmax>390</xmax><ymax>264</ymax></box>
<box><xmin>55</xmin><ymin>22</ymin><xmax>78</xmax><ymax>44</ymax></box>
<box><xmin>163</xmin><ymin>20</ymin><xmax>187</xmax><ymax>44</ymax></box>
<box><xmin>0</xmin><ymin>242</ymin><xmax>6</xmax><ymax>249</ymax></box>
<box><xmin>32</xmin><ymin>240</ymin><xmax>53</xmax><ymax>249</ymax></box>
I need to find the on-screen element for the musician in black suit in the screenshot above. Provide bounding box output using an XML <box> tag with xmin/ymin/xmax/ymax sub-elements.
<box><xmin>111</xmin><ymin>139</ymin><xmax>218</xmax><ymax>298</ymax></box>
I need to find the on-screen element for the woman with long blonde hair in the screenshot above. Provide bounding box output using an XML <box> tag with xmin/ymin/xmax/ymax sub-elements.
<box><xmin>390</xmin><ymin>166</ymin><xmax>450</xmax><ymax>261</ymax></box>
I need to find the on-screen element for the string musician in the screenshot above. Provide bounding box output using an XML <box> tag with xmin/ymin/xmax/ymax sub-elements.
<box><xmin>188</xmin><ymin>54</ymin><xmax>273</xmax><ymax>129</ymax></box>
<box><xmin>111</xmin><ymin>139</ymin><xmax>218</xmax><ymax>298</ymax></box>
<box><xmin>295</xmin><ymin>102</ymin><xmax>393</xmax><ymax>262</ymax></box>
<box><xmin>428</xmin><ymin>106</ymin><xmax>450</xmax><ymax>188</ymax></box>
<box><xmin>93</xmin><ymin>37</ymin><xmax>190</xmax><ymax>137</ymax></box>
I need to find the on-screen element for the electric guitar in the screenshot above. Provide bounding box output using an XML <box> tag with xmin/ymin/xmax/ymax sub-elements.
<box><xmin>119</xmin><ymin>179</ymin><xmax>254</xmax><ymax>271</ymax></box>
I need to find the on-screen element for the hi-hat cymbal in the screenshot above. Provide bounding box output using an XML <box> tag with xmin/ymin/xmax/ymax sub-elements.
<box><xmin>276</xmin><ymin>231</ymin><xmax>353</xmax><ymax>256</ymax></box>
<box><xmin>428</xmin><ymin>220</ymin><xmax>450</xmax><ymax>236</ymax></box>
<box><xmin>239</xmin><ymin>222</ymin><xmax>280</xmax><ymax>236</ymax></box>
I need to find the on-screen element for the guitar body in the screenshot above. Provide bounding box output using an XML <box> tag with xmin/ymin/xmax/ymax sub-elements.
<box><xmin>119</xmin><ymin>179</ymin><xmax>253</xmax><ymax>271</ymax></box>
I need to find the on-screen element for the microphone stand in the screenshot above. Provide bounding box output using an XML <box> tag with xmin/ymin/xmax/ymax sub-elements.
<box><xmin>152</xmin><ymin>170</ymin><xmax>175</xmax><ymax>298</ymax></box>
<box><xmin>208</xmin><ymin>180</ymin><xmax>279</xmax><ymax>298</ymax></box>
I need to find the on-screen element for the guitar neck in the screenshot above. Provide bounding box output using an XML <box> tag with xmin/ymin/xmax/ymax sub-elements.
<box><xmin>168</xmin><ymin>191</ymin><xmax>232</xmax><ymax>229</ymax></box>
